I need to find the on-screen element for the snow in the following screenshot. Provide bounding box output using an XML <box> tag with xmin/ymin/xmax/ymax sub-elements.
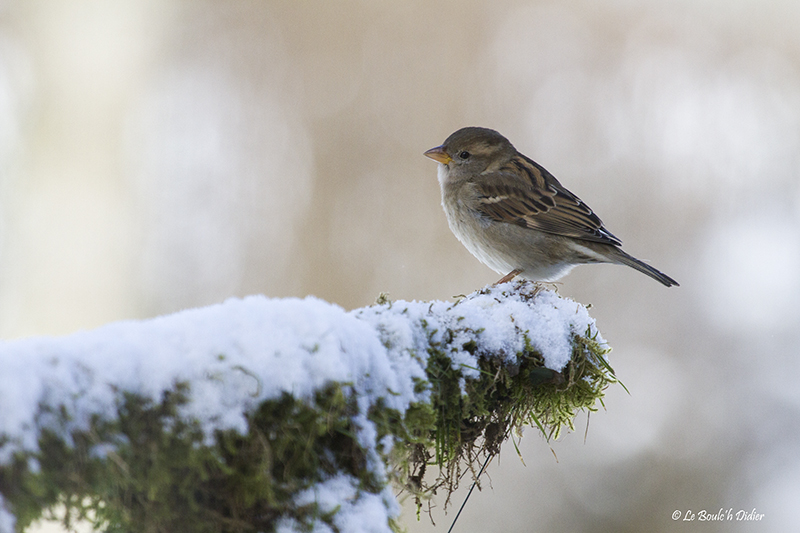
<box><xmin>355</xmin><ymin>283</ymin><xmax>601</xmax><ymax>377</ymax></box>
<box><xmin>0</xmin><ymin>295</ymin><xmax>410</xmax><ymax>460</ymax></box>
<box><xmin>276</xmin><ymin>474</ymin><xmax>398</xmax><ymax>533</ymax></box>
<box><xmin>0</xmin><ymin>282</ymin><xmax>603</xmax><ymax>530</ymax></box>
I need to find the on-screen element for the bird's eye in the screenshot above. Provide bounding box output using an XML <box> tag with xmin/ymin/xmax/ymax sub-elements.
<box><xmin>458</xmin><ymin>151</ymin><xmax>471</xmax><ymax>160</ymax></box>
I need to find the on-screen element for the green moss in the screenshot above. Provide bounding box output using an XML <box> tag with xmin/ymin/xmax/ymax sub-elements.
<box><xmin>1</xmin><ymin>384</ymin><xmax>373</xmax><ymax>533</ymax></box>
<box><xmin>389</xmin><ymin>316</ymin><xmax>616</xmax><ymax>512</ymax></box>
<box><xmin>0</xmin><ymin>285</ymin><xmax>619</xmax><ymax>532</ymax></box>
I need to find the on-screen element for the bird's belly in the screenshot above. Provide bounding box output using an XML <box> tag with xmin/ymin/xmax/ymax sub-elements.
<box><xmin>445</xmin><ymin>201</ymin><xmax>578</xmax><ymax>281</ymax></box>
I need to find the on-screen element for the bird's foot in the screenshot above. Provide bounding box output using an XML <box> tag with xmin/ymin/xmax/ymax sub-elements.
<box><xmin>493</xmin><ymin>268</ymin><xmax>523</xmax><ymax>285</ymax></box>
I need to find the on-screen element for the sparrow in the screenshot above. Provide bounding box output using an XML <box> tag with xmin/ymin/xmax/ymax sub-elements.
<box><xmin>424</xmin><ymin>127</ymin><xmax>678</xmax><ymax>287</ymax></box>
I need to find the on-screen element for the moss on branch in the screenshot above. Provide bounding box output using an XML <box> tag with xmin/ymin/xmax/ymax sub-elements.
<box><xmin>0</xmin><ymin>281</ymin><xmax>619</xmax><ymax>532</ymax></box>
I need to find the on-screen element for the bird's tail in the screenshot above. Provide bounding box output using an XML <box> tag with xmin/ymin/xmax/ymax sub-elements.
<box><xmin>611</xmin><ymin>248</ymin><xmax>679</xmax><ymax>287</ymax></box>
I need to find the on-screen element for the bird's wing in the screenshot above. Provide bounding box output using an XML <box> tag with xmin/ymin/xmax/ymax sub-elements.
<box><xmin>473</xmin><ymin>154</ymin><xmax>622</xmax><ymax>246</ymax></box>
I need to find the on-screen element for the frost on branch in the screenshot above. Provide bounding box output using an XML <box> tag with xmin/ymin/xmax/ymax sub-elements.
<box><xmin>0</xmin><ymin>281</ymin><xmax>617</xmax><ymax>533</ymax></box>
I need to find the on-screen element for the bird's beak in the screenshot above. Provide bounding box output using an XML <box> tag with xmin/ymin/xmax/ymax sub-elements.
<box><xmin>423</xmin><ymin>146</ymin><xmax>452</xmax><ymax>165</ymax></box>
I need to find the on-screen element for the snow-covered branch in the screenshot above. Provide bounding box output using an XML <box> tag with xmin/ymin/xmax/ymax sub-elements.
<box><xmin>0</xmin><ymin>281</ymin><xmax>616</xmax><ymax>532</ymax></box>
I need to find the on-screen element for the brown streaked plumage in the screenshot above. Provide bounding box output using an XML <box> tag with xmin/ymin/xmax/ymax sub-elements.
<box><xmin>424</xmin><ymin>127</ymin><xmax>678</xmax><ymax>287</ymax></box>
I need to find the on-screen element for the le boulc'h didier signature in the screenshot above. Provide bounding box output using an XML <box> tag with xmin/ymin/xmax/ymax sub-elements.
<box><xmin>672</xmin><ymin>508</ymin><xmax>764</xmax><ymax>522</ymax></box>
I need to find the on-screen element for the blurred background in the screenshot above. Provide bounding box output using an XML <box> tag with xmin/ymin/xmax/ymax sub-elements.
<box><xmin>0</xmin><ymin>0</ymin><xmax>798</xmax><ymax>531</ymax></box>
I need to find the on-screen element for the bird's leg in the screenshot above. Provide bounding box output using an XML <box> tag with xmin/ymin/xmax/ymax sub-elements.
<box><xmin>493</xmin><ymin>268</ymin><xmax>523</xmax><ymax>285</ymax></box>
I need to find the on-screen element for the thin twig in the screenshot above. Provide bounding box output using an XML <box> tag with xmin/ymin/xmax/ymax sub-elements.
<box><xmin>447</xmin><ymin>455</ymin><xmax>492</xmax><ymax>533</ymax></box>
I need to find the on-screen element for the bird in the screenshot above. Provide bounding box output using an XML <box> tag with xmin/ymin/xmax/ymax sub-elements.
<box><xmin>423</xmin><ymin>127</ymin><xmax>678</xmax><ymax>287</ymax></box>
